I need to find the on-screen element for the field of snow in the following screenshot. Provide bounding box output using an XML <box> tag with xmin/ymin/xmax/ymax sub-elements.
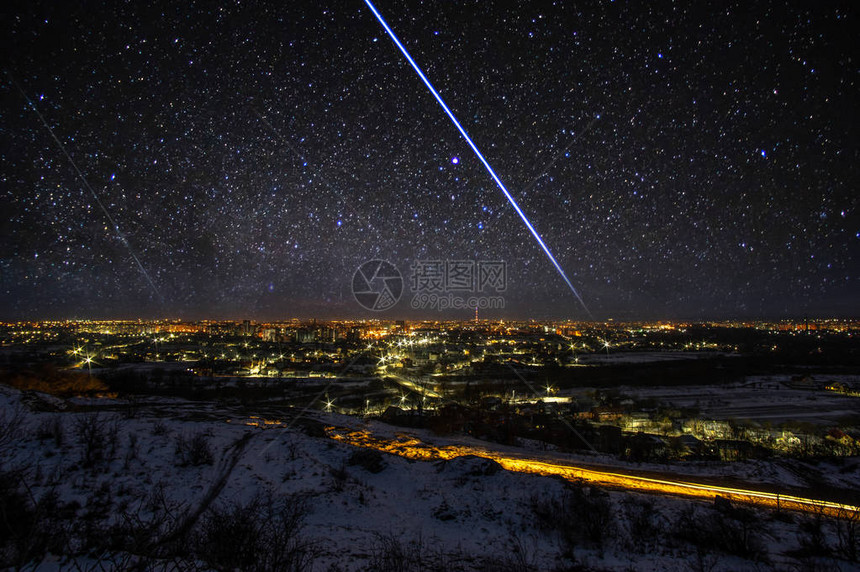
<box><xmin>622</xmin><ymin>376</ymin><xmax>860</xmax><ymax>426</ymax></box>
<box><xmin>1</xmin><ymin>385</ymin><xmax>858</xmax><ymax>571</ymax></box>
<box><xmin>575</xmin><ymin>351</ymin><xmax>734</xmax><ymax>365</ymax></box>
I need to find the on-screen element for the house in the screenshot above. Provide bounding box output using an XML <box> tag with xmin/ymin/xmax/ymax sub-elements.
<box><xmin>592</xmin><ymin>405</ymin><xmax>625</xmax><ymax>422</ymax></box>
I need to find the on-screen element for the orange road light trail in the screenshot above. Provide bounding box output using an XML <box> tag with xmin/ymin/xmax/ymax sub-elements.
<box><xmin>326</xmin><ymin>427</ymin><xmax>860</xmax><ymax>519</ymax></box>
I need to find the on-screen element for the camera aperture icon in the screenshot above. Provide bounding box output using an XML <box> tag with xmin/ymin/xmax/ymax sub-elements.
<box><xmin>352</xmin><ymin>259</ymin><xmax>403</xmax><ymax>311</ymax></box>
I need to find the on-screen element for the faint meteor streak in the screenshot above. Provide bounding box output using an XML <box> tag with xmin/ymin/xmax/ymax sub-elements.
<box><xmin>248</xmin><ymin>105</ymin><xmax>307</xmax><ymax>162</ymax></box>
<box><xmin>6</xmin><ymin>70</ymin><xmax>164</xmax><ymax>304</ymax></box>
<box><xmin>363</xmin><ymin>0</ymin><xmax>591</xmax><ymax>316</ymax></box>
<box><xmin>522</xmin><ymin>115</ymin><xmax>600</xmax><ymax>196</ymax></box>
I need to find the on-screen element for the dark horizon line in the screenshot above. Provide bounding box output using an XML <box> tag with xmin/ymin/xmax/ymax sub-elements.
<box><xmin>2</xmin><ymin>314</ymin><xmax>857</xmax><ymax>324</ymax></box>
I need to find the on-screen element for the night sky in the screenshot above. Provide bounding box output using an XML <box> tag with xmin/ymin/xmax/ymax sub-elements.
<box><xmin>1</xmin><ymin>1</ymin><xmax>857</xmax><ymax>321</ymax></box>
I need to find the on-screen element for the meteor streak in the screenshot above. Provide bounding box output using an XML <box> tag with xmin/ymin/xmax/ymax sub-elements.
<box><xmin>6</xmin><ymin>70</ymin><xmax>164</xmax><ymax>304</ymax></box>
<box><xmin>362</xmin><ymin>0</ymin><xmax>591</xmax><ymax>317</ymax></box>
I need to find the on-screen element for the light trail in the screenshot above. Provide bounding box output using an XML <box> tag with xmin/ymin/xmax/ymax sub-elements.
<box><xmin>362</xmin><ymin>0</ymin><xmax>591</xmax><ymax>318</ymax></box>
<box><xmin>521</xmin><ymin>115</ymin><xmax>600</xmax><ymax>197</ymax></box>
<box><xmin>5</xmin><ymin>70</ymin><xmax>164</xmax><ymax>304</ymax></box>
<box><xmin>327</xmin><ymin>427</ymin><xmax>860</xmax><ymax>519</ymax></box>
<box><xmin>248</xmin><ymin>105</ymin><xmax>307</xmax><ymax>163</ymax></box>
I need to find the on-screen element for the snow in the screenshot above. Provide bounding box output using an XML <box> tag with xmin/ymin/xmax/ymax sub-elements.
<box><xmin>574</xmin><ymin>351</ymin><xmax>735</xmax><ymax>365</ymax></box>
<box><xmin>0</xmin><ymin>387</ymin><xmax>857</xmax><ymax>570</ymax></box>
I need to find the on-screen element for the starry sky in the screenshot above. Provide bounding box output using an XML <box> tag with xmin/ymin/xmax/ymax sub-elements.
<box><xmin>1</xmin><ymin>1</ymin><xmax>857</xmax><ymax>321</ymax></box>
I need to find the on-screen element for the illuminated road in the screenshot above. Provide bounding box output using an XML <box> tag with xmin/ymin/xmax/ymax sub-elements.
<box><xmin>326</xmin><ymin>426</ymin><xmax>860</xmax><ymax>519</ymax></box>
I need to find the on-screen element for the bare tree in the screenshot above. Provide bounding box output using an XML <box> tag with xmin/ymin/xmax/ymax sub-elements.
<box><xmin>833</xmin><ymin>506</ymin><xmax>859</xmax><ymax>562</ymax></box>
<box><xmin>73</xmin><ymin>413</ymin><xmax>107</xmax><ymax>467</ymax></box>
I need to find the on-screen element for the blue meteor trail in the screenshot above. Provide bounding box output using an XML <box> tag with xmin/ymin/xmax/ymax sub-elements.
<box><xmin>363</xmin><ymin>0</ymin><xmax>591</xmax><ymax>316</ymax></box>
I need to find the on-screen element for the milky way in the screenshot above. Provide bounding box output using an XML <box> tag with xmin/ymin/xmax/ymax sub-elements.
<box><xmin>1</xmin><ymin>1</ymin><xmax>857</xmax><ymax>320</ymax></box>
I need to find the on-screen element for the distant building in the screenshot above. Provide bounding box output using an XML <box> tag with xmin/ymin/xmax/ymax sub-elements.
<box><xmin>294</xmin><ymin>329</ymin><xmax>316</xmax><ymax>344</ymax></box>
<box><xmin>260</xmin><ymin>328</ymin><xmax>278</xmax><ymax>342</ymax></box>
<box><xmin>240</xmin><ymin>319</ymin><xmax>255</xmax><ymax>337</ymax></box>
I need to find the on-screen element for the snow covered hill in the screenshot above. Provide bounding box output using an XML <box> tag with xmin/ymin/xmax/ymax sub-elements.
<box><xmin>0</xmin><ymin>386</ymin><xmax>857</xmax><ymax>571</ymax></box>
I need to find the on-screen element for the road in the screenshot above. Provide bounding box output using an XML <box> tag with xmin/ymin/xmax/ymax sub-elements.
<box><xmin>325</xmin><ymin>426</ymin><xmax>860</xmax><ymax>519</ymax></box>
